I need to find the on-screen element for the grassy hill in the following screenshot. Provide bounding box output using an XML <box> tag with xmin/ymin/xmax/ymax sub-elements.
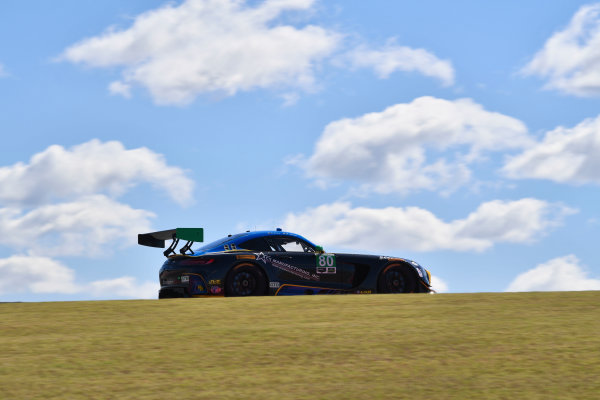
<box><xmin>1</xmin><ymin>292</ymin><xmax>599</xmax><ymax>399</ymax></box>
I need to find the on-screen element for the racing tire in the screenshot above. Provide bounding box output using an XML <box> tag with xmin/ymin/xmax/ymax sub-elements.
<box><xmin>225</xmin><ymin>263</ymin><xmax>267</xmax><ymax>297</ymax></box>
<box><xmin>378</xmin><ymin>264</ymin><xmax>417</xmax><ymax>294</ymax></box>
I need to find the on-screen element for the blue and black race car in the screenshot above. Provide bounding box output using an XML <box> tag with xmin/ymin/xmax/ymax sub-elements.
<box><xmin>138</xmin><ymin>228</ymin><xmax>433</xmax><ymax>298</ymax></box>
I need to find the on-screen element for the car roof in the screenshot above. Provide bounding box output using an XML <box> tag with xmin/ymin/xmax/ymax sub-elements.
<box><xmin>194</xmin><ymin>230</ymin><xmax>317</xmax><ymax>253</ymax></box>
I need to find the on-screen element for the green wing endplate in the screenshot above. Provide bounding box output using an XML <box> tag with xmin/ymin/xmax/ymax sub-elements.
<box><xmin>138</xmin><ymin>228</ymin><xmax>204</xmax><ymax>248</ymax></box>
<box><xmin>175</xmin><ymin>228</ymin><xmax>204</xmax><ymax>243</ymax></box>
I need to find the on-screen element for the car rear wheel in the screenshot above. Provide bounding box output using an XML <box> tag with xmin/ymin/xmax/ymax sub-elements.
<box><xmin>226</xmin><ymin>263</ymin><xmax>267</xmax><ymax>297</ymax></box>
<box><xmin>378</xmin><ymin>264</ymin><xmax>417</xmax><ymax>293</ymax></box>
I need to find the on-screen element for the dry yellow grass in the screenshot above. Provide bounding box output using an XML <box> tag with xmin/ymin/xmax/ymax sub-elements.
<box><xmin>1</xmin><ymin>292</ymin><xmax>599</xmax><ymax>399</ymax></box>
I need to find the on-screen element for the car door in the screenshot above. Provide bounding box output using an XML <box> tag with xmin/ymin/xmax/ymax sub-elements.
<box><xmin>269</xmin><ymin>250</ymin><xmax>320</xmax><ymax>285</ymax></box>
<box><xmin>266</xmin><ymin>237</ymin><xmax>316</xmax><ymax>284</ymax></box>
<box><xmin>269</xmin><ymin>236</ymin><xmax>343</xmax><ymax>289</ymax></box>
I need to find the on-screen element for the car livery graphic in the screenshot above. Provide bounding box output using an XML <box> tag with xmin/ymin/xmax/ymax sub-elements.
<box><xmin>138</xmin><ymin>228</ymin><xmax>434</xmax><ymax>298</ymax></box>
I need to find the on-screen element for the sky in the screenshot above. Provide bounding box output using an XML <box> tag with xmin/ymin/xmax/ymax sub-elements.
<box><xmin>2</xmin><ymin>0</ymin><xmax>600</xmax><ymax>301</ymax></box>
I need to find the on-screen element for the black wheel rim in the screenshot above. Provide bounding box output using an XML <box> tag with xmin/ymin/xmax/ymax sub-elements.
<box><xmin>384</xmin><ymin>269</ymin><xmax>406</xmax><ymax>293</ymax></box>
<box><xmin>231</xmin><ymin>271</ymin><xmax>257</xmax><ymax>296</ymax></box>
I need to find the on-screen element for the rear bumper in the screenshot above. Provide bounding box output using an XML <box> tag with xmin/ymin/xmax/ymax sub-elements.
<box><xmin>158</xmin><ymin>286</ymin><xmax>189</xmax><ymax>299</ymax></box>
<box><xmin>160</xmin><ymin>270</ymin><xmax>212</xmax><ymax>297</ymax></box>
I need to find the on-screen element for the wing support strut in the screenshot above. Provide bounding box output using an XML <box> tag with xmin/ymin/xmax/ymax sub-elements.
<box><xmin>179</xmin><ymin>240</ymin><xmax>194</xmax><ymax>255</ymax></box>
<box><xmin>163</xmin><ymin>236</ymin><xmax>179</xmax><ymax>257</ymax></box>
<box><xmin>138</xmin><ymin>228</ymin><xmax>204</xmax><ymax>257</ymax></box>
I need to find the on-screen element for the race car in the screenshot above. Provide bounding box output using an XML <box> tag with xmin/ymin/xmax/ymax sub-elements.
<box><xmin>138</xmin><ymin>228</ymin><xmax>433</xmax><ymax>298</ymax></box>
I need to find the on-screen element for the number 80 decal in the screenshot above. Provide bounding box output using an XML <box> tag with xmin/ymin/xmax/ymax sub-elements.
<box><xmin>316</xmin><ymin>254</ymin><xmax>336</xmax><ymax>274</ymax></box>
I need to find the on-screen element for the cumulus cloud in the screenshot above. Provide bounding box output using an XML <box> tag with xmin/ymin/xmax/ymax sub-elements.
<box><xmin>506</xmin><ymin>255</ymin><xmax>600</xmax><ymax>291</ymax></box>
<box><xmin>108</xmin><ymin>81</ymin><xmax>132</xmax><ymax>98</ymax></box>
<box><xmin>0</xmin><ymin>139</ymin><xmax>193</xmax><ymax>206</ymax></box>
<box><xmin>430</xmin><ymin>275</ymin><xmax>449</xmax><ymax>293</ymax></box>
<box><xmin>521</xmin><ymin>3</ymin><xmax>600</xmax><ymax>96</ymax></box>
<box><xmin>304</xmin><ymin>96</ymin><xmax>530</xmax><ymax>195</ymax></box>
<box><xmin>0</xmin><ymin>195</ymin><xmax>154</xmax><ymax>257</ymax></box>
<box><xmin>59</xmin><ymin>1</ymin><xmax>457</xmax><ymax>105</ymax></box>
<box><xmin>283</xmin><ymin>199</ymin><xmax>575</xmax><ymax>253</ymax></box>
<box><xmin>0</xmin><ymin>255</ymin><xmax>158</xmax><ymax>298</ymax></box>
<box><xmin>503</xmin><ymin>114</ymin><xmax>600</xmax><ymax>184</ymax></box>
<box><xmin>59</xmin><ymin>0</ymin><xmax>341</xmax><ymax>105</ymax></box>
<box><xmin>0</xmin><ymin>139</ymin><xmax>189</xmax><ymax>299</ymax></box>
<box><xmin>88</xmin><ymin>276</ymin><xmax>158</xmax><ymax>299</ymax></box>
<box><xmin>0</xmin><ymin>255</ymin><xmax>79</xmax><ymax>295</ymax></box>
<box><xmin>346</xmin><ymin>41</ymin><xmax>454</xmax><ymax>86</ymax></box>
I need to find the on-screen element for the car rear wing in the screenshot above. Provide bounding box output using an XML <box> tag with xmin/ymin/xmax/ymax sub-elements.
<box><xmin>138</xmin><ymin>228</ymin><xmax>204</xmax><ymax>257</ymax></box>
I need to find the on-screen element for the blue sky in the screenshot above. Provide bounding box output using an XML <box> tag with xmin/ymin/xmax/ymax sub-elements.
<box><xmin>2</xmin><ymin>0</ymin><xmax>600</xmax><ymax>301</ymax></box>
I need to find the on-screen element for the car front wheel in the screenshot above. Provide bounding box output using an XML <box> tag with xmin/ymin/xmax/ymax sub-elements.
<box><xmin>378</xmin><ymin>264</ymin><xmax>417</xmax><ymax>293</ymax></box>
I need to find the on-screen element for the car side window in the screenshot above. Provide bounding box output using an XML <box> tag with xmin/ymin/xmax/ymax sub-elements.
<box><xmin>280</xmin><ymin>240</ymin><xmax>305</xmax><ymax>252</ymax></box>
<box><xmin>269</xmin><ymin>237</ymin><xmax>315</xmax><ymax>253</ymax></box>
<box><xmin>238</xmin><ymin>238</ymin><xmax>272</xmax><ymax>252</ymax></box>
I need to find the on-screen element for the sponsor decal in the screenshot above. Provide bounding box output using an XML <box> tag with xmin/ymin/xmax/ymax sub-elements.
<box><xmin>210</xmin><ymin>286</ymin><xmax>223</xmax><ymax>295</ymax></box>
<box><xmin>180</xmin><ymin>275</ymin><xmax>189</xmax><ymax>283</ymax></box>
<box><xmin>355</xmin><ymin>290</ymin><xmax>372</xmax><ymax>294</ymax></box>
<box><xmin>209</xmin><ymin>279</ymin><xmax>222</xmax><ymax>285</ymax></box>
<box><xmin>188</xmin><ymin>275</ymin><xmax>208</xmax><ymax>295</ymax></box>
<box><xmin>316</xmin><ymin>254</ymin><xmax>336</xmax><ymax>273</ymax></box>
<box><xmin>270</xmin><ymin>281</ymin><xmax>281</xmax><ymax>288</ymax></box>
<box><xmin>316</xmin><ymin>266</ymin><xmax>336</xmax><ymax>274</ymax></box>
<box><xmin>255</xmin><ymin>252</ymin><xmax>320</xmax><ymax>281</ymax></box>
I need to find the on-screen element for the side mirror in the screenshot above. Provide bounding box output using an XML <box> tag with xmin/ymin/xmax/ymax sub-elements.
<box><xmin>315</xmin><ymin>245</ymin><xmax>325</xmax><ymax>253</ymax></box>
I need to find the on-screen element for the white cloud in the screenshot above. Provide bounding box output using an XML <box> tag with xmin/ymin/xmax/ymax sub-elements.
<box><xmin>0</xmin><ymin>195</ymin><xmax>154</xmax><ymax>257</ymax></box>
<box><xmin>0</xmin><ymin>139</ymin><xmax>193</xmax><ymax>206</ymax></box>
<box><xmin>503</xmin><ymin>114</ymin><xmax>600</xmax><ymax>184</ymax></box>
<box><xmin>521</xmin><ymin>4</ymin><xmax>600</xmax><ymax>96</ymax></box>
<box><xmin>283</xmin><ymin>199</ymin><xmax>574</xmax><ymax>253</ymax></box>
<box><xmin>452</xmin><ymin>199</ymin><xmax>577</xmax><ymax>244</ymax></box>
<box><xmin>304</xmin><ymin>96</ymin><xmax>530</xmax><ymax>195</ymax></box>
<box><xmin>0</xmin><ymin>255</ymin><xmax>79</xmax><ymax>295</ymax></box>
<box><xmin>0</xmin><ymin>63</ymin><xmax>7</xmax><ymax>77</ymax></box>
<box><xmin>59</xmin><ymin>1</ymin><xmax>459</xmax><ymax>105</ymax></box>
<box><xmin>0</xmin><ymin>255</ymin><xmax>158</xmax><ymax>298</ymax></box>
<box><xmin>430</xmin><ymin>275</ymin><xmax>448</xmax><ymax>293</ymax></box>
<box><xmin>59</xmin><ymin>0</ymin><xmax>341</xmax><ymax>105</ymax></box>
<box><xmin>506</xmin><ymin>255</ymin><xmax>600</xmax><ymax>291</ymax></box>
<box><xmin>108</xmin><ymin>80</ymin><xmax>132</xmax><ymax>98</ymax></box>
<box><xmin>346</xmin><ymin>41</ymin><xmax>454</xmax><ymax>86</ymax></box>
<box><xmin>88</xmin><ymin>276</ymin><xmax>158</xmax><ymax>299</ymax></box>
